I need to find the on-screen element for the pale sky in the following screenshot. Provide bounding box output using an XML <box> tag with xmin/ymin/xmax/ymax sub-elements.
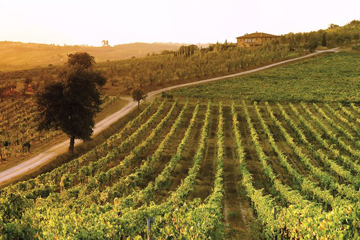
<box><xmin>0</xmin><ymin>0</ymin><xmax>359</xmax><ymax>46</ymax></box>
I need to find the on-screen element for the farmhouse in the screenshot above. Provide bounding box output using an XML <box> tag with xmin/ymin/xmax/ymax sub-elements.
<box><xmin>236</xmin><ymin>32</ymin><xmax>279</xmax><ymax>47</ymax></box>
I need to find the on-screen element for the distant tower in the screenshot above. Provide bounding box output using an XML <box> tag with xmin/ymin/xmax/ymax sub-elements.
<box><xmin>102</xmin><ymin>40</ymin><xmax>109</xmax><ymax>46</ymax></box>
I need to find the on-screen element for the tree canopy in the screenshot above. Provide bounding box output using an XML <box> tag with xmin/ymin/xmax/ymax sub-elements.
<box><xmin>67</xmin><ymin>52</ymin><xmax>95</xmax><ymax>69</ymax></box>
<box><xmin>131</xmin><ymin>87</ymin><xmax>147</xmax><ymax>109</ymax></box>
<box><xmin>36</xmin><ymin>53</ymin><xmax>106</xmax><ymax>153</ymax></box>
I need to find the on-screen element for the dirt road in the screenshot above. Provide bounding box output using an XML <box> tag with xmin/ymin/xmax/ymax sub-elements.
<box><xmin>0</xmin><ymin>48</ymin><xmax>338</xmax><ymax>184</ymax></box>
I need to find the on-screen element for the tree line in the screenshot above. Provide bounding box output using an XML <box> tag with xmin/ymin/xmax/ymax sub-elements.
<box><xmin>99</xmin><ymin>40</ymin><xmax>293</xmax><ymax>91</ymax></box>
<box><xmin>280</xmin><ymin>20</ymin><xmax>360</xmax><ymax>52</ymax></box>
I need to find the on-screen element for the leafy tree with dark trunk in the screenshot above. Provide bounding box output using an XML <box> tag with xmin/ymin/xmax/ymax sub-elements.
<box><xmin>321</xmin><ymin>33</ymin><xmax>327</xmax><ymax>47</ymax></box>
<box><xmin>36</xmin><ymin>53</ymin><xmax>106</xmax><ymax>153</ymax></box>
<box><xmin>307</xmin><ymin>37</ymin><xmax>318</xmax><ymax>52</ymax></box>
<box><xmin>131</xmin><ymin>87</ymin><xmax>147</xmax><ymax>110</ymax></box>
<box><xmin>67</xmin><ymin>52</ymin><xmax>95</xmax><ymax>69</ymax></box>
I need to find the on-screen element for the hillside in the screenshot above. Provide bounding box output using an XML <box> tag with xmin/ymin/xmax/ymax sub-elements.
<box><xmin>0</xmin><ymin>42</ymin><xmax>301</xmax><ymax>98</ymax></box>
<box><xmin>1</xmin><ymin>52</ymin><xmax>360</xmax><ymax>238</ymax></box>
<box><xmin>0</xmin><ymin>42</ymin><xmax>205</xmax><ymax>72</ymax></box>
<box><xmin>2</xmin><ymin>98</ymin><xmax>360</xmax><ymax>238</ymax></box>
<box><xmin>327</xmin><ymin>19</ymin><xmax>360</xmax><ymax>33</ymax></box>
<box><xmin>170</xmin><ymin>52</ymin><xmax>360</xmax><ymax>102</ymax></box>
<box><xmin>2</xmin><ymin>19</ymin><xmax>360</xmax><ymax>239</ymax></box>
<box><xmin>280</xmin><ymin>20</ymin><xmax>360</xmax><ymax>50</ymax></box>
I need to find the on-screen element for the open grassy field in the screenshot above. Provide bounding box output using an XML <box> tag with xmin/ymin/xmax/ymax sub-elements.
<box><xmin>0</xmin><ymin>42</ymin><xmax>187</xmax><ymax>71</ymax></box>
<box><xmin>170</xmin><ymin>52</ymin><xmax>360</xmax><ymax>102</ymax></box>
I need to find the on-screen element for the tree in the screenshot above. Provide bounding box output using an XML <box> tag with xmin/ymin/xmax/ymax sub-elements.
<box><xmin>329</xmin><ymin>23</ymin><xmax>339</xmax><ymax>29</ymax></box>
<box><xmin>308</xmin><ymin>37</ymin><xmax>318</xmax><ymax>52</ymax></box>
<box><xmin>280</xmin><ymin>35</ymin><xmax>287</xmax><ymax>44</ymax></box>
<box><xmin>321</xmin><ymin>33</ymin><xmax>327</xmax><ymax>47</ymax></box>
<box><xmin>67</xmin><ymin>52</ymin><xmax>95</xmax><ymax>69</ymax></box>
<box><xmin>36</xmin><ymin>53</ymin><xmax>106</xmax><ymax>153</ymax></box>
<box><xmin>353</xmin><ymin>33</ymin><xmax>360</xmax><ymax>41</ymax></box>
<box><xmin>131</xmin><ymin>87</ymin><xmax>147</xmax><ymax>110</ymax></box>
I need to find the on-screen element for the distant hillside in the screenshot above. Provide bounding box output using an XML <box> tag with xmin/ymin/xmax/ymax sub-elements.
<box><xmin>0</xmin><ymin>42</ymin><xmax>208</xmax><ymax>71</ymax></box>
<box><xmin>327</xmin><ymin>20</ymin><xmax>360</xmax><ymax>33</ymax></box>
<box><xmin>280</xmin><ymin>20</ymin><xmax>360</xmax><ymax>50</ymax></box>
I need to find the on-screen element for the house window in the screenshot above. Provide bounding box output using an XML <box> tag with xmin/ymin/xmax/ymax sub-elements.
<box><xmin>252</xmin><ymin>38</ymin><xmax>255</xmax><ymax>42</ymax></box>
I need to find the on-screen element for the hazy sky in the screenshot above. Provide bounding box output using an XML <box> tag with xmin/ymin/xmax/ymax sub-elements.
<box><xmin>0</xmin><ymin>0</ymin><xmax>359</xmax><ymax>46</ymax></box>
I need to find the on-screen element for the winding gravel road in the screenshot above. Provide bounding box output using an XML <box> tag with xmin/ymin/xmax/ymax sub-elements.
<box><xmin>0</xmin><ymin>48</ymin><xmax>339</xmax><ymax>185</ymax></box>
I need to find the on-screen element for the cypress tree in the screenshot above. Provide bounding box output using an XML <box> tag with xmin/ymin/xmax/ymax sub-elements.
<box><xmin>321</xmin><ymin>33</ymin><xmax>327</xmax><ymax>47</ymax></box>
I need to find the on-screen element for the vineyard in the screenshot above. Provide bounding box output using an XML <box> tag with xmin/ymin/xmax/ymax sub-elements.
<box><xmin>0</xmin><ymin>94</ymin><xmax>124</xmax><ymax>169</ymax></box>
<box><xmin>170</xmin><ymin>52</ymin><xmax>360</xmax><ymax>102</ymax></box>
<box><xmin>0</xmin><ymin>41</ymin><xmax>302</xmax><ymax>99</ymax></box>
<box><xmin>1</xmin><ymin>97</ymin><xmax>360</xmax><ymax>239</ymax></box>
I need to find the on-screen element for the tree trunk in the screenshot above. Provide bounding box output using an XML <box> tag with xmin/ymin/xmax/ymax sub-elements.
<box><xmin>69</xmin><ymin>136</ymin><xmax>75</xmax><ymax>154</ymax></box>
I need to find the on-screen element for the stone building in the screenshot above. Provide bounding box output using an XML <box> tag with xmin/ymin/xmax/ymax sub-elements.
<box><xmin>236</xmin><ymin>32</ymin><xmax>279</xmax><ymax>47</ymax></box>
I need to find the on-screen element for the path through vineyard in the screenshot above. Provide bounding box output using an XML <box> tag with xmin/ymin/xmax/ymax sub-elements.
<box><xmin>0</xmin><ymin>48</ymin><xmax>339</xmax><ymax>185</ymax></box>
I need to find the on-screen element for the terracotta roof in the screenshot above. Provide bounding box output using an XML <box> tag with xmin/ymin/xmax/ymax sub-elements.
<box><xmin>236</xmin><ymin>32</ymin><xmax>279</xmax><ymax>39</ymax></box>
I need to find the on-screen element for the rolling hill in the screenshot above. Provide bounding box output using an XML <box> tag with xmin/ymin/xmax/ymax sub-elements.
<box><xmin>0</xmin><ymin>42</ymin><xmax>208</xmax><ymax>72</ymax></box>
